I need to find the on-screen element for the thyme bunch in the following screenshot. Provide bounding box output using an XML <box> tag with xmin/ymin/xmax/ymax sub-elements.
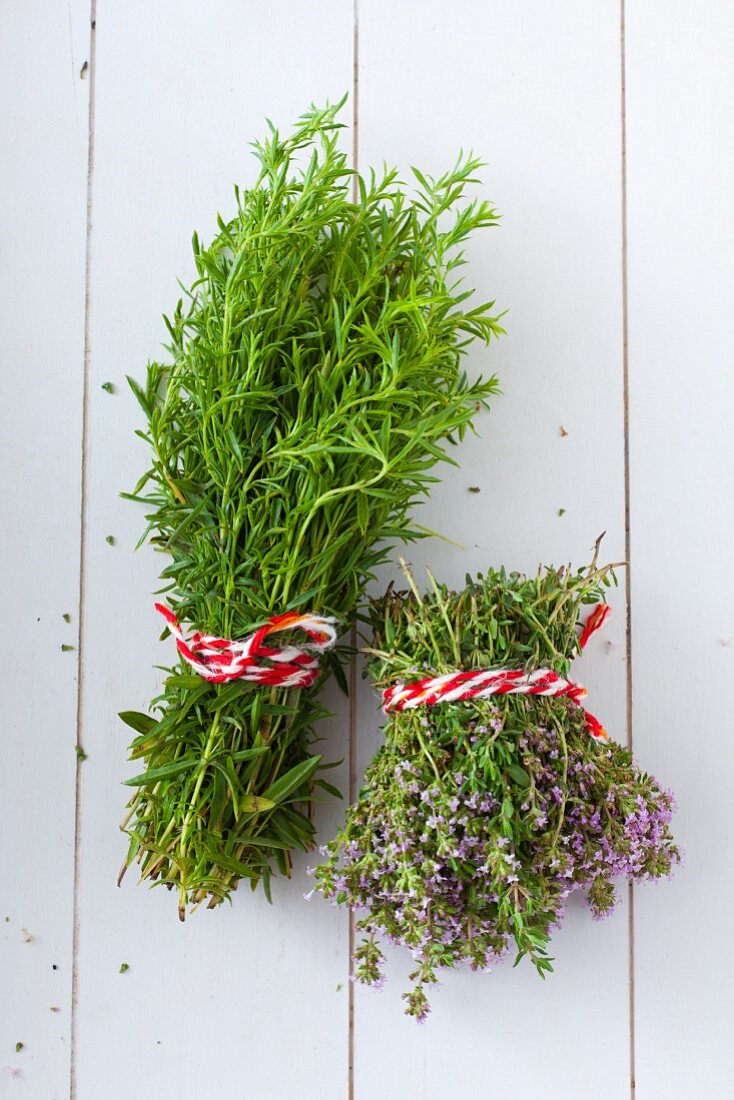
<box><xmin>315</xmin><ymin>557</ymin><xmax>679</xmax><ymax>1020</ymax></box>
<box><xmin>121</xmin><ymin>99</ymin><xmax>504</xmax><ymax>917</ymax></box>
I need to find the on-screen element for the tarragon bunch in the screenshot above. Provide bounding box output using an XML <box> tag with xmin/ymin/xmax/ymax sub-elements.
<box><xmin>314</xmin><ymin>556</ymin><xmax>679</xmax><ymax>1020</ymax></box>
<box><xmin>120</xmin><ymin>98</ymin><xmax>504</xmax><ymax>917</ymax></box>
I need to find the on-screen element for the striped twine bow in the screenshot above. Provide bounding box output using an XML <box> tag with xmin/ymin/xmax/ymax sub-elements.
<box><xmin>155</xmin><ymin>603</ymin><xmax>338</xmax><ymax>687</ymax></box>
<box><xmin>382</xmin><ymin>602</ymin><xmax>612</xmax><ymax>740</ymax></box>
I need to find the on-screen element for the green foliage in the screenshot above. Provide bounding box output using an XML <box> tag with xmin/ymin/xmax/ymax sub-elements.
<box><xmin>121</xmin><ymin>99</ymin><xmax>504</xmax><ymax>917</ymax></box>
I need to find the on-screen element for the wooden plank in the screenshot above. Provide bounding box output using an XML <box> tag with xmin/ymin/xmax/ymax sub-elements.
<box><xmin>73</xmin><ymin>3</ymin><xmax>354</xmax><ymax>1096</ymax></box>
<box><xmin>354</xmin><ymin>2</ymin><xmax>630</xmax><ymax>1095</ymax></box>
<box><xmin>0</xmin><ymin>2</ymin><xmax>90</xmax><ymax>1095</ymax></box>
<box><xmin>625</xmin><ymin>3</ymin><xmax>734</xmax><ymax>1096</ymax></box>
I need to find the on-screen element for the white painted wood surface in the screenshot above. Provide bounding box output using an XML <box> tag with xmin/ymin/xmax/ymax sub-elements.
<box><xmin>1</xmin><ymin>2</ymin><xmax>89</xmax><ymax>1095</ymax></box>
<box><xmin>355</xmin><ymin>4</ymin><xmax>630</xmax><ymax>1097</ymax></box>
<box><xmin>625</xmin><ymin>3</ymin><xmax>734</xmax><ymax>1096</ymax></box>
<box><xmin>72</xmin><ymin>4</ymin><xmax>352</xmax><ymax>1099</ymax></box>
<box><xmin>2</xmin><ymin>2</ymin><xmax>731</xmax><ymax>1097</ymax></box>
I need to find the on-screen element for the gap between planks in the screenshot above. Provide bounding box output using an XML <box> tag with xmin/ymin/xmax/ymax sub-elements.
<box><xmin>348</xmin><ymin>4</ymin><xmax>360</xmax><ymax>1098</ymax></box>
<box><xmin>619</xmin><ymin>3</ymin><xmax>636</xmax><ymax>1098</ymax></box>
<box><xmin>70</xmin><ymin>2</ymin><xmax>97</xmax><ymax>1098</ymax></box>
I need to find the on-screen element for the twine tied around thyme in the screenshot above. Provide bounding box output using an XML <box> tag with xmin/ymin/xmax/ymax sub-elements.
<box><xmin>382</xmin><ymin>602</ymin><xmax>612</xmax><ymax>739</ymax></box>
<box><xmin>155</xmin><ymin>603</ymin><xmax>338</xmax><ymax>687</ymax></box>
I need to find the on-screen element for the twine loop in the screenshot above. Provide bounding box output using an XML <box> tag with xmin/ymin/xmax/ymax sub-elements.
<box><xmin>382</xmin><ymin>603</ymin><xmax>611</xmax><ymax>740</ymax></box>
<box><xmin>155</xmin><ymin>603</ymin><xmax>337</xmax><ymax>687</ymax></box>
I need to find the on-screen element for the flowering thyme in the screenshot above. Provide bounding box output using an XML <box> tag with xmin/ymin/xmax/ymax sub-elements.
<box><xmin>314</xmin><ymin>557</ymin><xmax>679</xmax><ymax>1021</ymax></box>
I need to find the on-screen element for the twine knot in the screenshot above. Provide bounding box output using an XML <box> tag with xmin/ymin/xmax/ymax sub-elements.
<box><xmin>155</xmin><ymin>603</ymin><xmax>337</xmax><ymax>687</ymax></box>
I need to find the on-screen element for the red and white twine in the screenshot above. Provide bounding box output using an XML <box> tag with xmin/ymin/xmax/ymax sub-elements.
<box><xmin>155</xmin><ymin>603</ymin><xmax>337</xmax><ymax>687</ymax></box>
<box><xmin>155</xmin><ymin>595</ymin><xmax>612</xmax><ymax>735</ymax></box>
<box><xmin>382</xmin><ymin>603</ymin><xmax>612</xmax><ymax>740</ymax></box>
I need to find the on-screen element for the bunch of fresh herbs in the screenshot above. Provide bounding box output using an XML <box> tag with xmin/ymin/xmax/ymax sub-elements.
<box><xmin>314</xmin><ymin>557</ymin><xmax>679</xmax><ymax>1020</ymax></box>
<box><xmin>121</xmin><ymin>99</ymin><xmax>504</xmax><ymax>918</ymax></box>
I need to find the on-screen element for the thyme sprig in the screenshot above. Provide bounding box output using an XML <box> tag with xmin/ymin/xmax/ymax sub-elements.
<box><xmin>121</xmin><ymin>99</ymin><xmax>504</xmax><ymax>917</ymax></box>
<box><xmin>315</xmin><ymin>558</ymin><xmax>679</xmax><ymax>1020</ymax></box>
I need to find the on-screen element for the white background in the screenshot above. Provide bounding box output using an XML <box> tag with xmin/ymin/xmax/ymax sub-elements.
<box><xmin>2</xmin><ymin>2</ymin><xmax>732</xmax><ymax>1098</ymax></box>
